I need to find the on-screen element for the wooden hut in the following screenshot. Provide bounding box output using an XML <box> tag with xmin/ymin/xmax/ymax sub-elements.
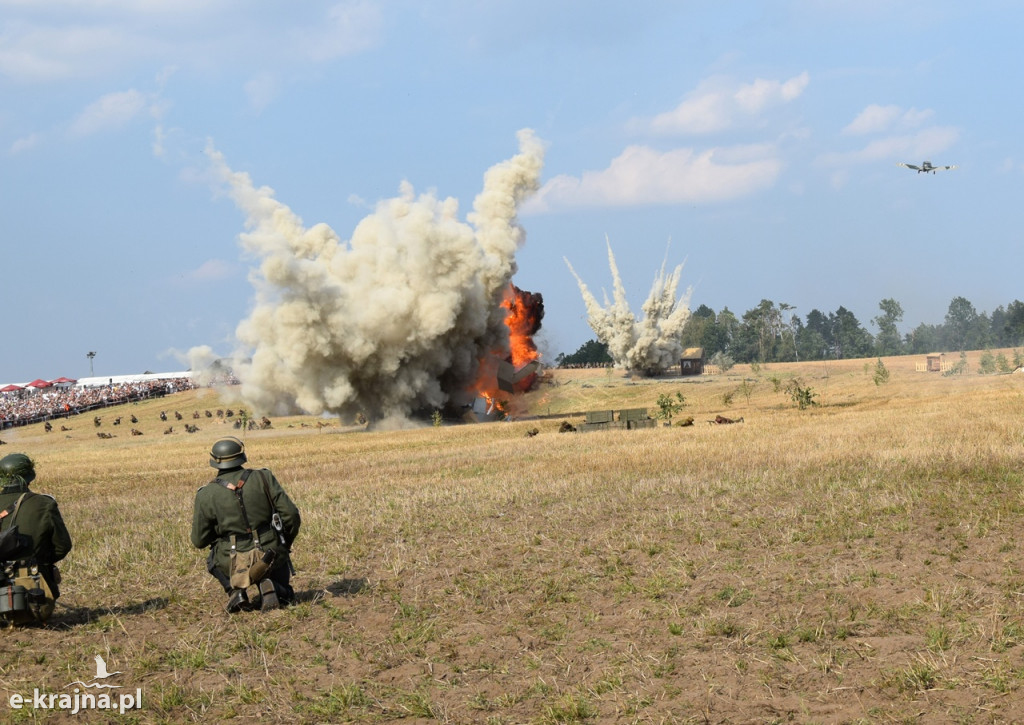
<box><xmin>679</xmin><ymin>347</ymin><xmax>705</xmax><ymax>376</ymax></box>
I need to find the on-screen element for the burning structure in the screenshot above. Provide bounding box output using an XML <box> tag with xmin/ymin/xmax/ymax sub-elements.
<box><xmin>565</xmin><ymin>238</ymin><xmax>691</xmax><ymax>376</ymax></box>
<box><xmin>191</xmin><ymin>130</ymin><xmax>545</xmax><ymax>424</ymax></box>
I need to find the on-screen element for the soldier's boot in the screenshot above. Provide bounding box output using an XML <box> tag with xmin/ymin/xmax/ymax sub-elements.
<box><xmin>26</xmin><ymin>588</ymin><xmax>53</xmax><ymax>624</ymax></box>
<box><xmin>226</xmin><ymin>588</ymin><xmax>248</xmax><ymax>613</ymax></box>
<box><xmin>258</xmin><ymin>579</ymin><xmax>279</xmax><ymax>611</ymax></box>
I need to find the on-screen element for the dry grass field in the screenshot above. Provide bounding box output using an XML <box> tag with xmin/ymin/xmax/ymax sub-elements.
<box><xmin>2</xmin><ymin>350</ymin><xmax>1024</xmax><ymax>723</ymax></box>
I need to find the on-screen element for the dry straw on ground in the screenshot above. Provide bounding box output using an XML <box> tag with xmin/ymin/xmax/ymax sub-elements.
<box><xmin>1</xmin><ymin>351</ymin><xmax>1023</xmax><ymax>723</ymax></box>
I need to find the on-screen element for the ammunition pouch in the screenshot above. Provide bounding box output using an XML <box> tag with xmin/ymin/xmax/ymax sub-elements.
<box><xmin>0</xmin><ymin>562</ymin><xmax>56</xmax><ymax>624</ymax></box>
<box><xmin>227</xmin><ymin>534</ymin><xmax>275</xmax><ymax>590</ymax></box>
<box><xmin>247</xmin><ymin>549</ymin><xmax>276</xmax><ymax>584</ymax></box>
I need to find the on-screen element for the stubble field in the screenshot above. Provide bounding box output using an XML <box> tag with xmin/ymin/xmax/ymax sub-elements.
<box><xmin>2</xmin><ymin>351</ymin><xmax>1024</xmax><ymax>723</ymax></box>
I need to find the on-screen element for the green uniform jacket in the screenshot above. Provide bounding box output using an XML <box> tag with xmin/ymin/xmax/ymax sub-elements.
<box><xmin>0</xmin><ymin>483</ymin><xmax>73</xmax><ymax>596</ymax></box>
<box><xmin>190</xmin><ymin>467</ymin><xmax>300</xmax><ymax>576</ymax></box>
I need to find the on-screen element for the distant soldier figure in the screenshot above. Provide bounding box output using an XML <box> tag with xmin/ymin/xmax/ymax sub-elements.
<box><xmin>0</xmin><ymin>453</ymin><xmax>72</xmax><ymax>625</ymax></box>
<box><xmin>190</xmin><ymin>437</ymin><xmax>301</xmax><ymax>613</ymax></box>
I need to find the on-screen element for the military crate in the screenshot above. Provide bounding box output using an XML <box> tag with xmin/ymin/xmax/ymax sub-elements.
<box><xmin>619</xmin><ymin>408</ymin><xmax>650</xmax><ymax>423</ymax></box>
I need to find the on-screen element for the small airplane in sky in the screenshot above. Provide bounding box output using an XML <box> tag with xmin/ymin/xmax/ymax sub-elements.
<box><xmin>897</xmin><ymin>160</ymin><xmax>958</xmax><ymax>174</ymax></box>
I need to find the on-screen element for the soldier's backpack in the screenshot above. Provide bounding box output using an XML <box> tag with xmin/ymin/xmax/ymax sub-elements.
<box><xmin>0</xmin><ymin>493</ymin><xmax>57</xmax><ymax>625</ymax></box>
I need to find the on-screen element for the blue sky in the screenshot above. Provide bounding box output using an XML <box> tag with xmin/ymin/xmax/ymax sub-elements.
<box><xmin>2</xmin><ymin>1</ymin><xmax>1020</xmax><ymax>383</ymax></box>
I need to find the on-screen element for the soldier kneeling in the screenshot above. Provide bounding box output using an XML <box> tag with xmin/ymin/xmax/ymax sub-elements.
<box><xmin>0</xmin><ymin>454</ymin><xmax>72</xmax><ymax>626</ymax></box>
<box><xmin>191</xmin><ymin>438</ymin><xmax>301</xmax><ymax>613</ymax></box>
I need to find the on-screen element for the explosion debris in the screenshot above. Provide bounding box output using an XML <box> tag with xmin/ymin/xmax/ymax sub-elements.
<box><xmin>565</xmin><ymin>238</ymin><xmax>691</xmax><ymax>376</ymax></box>
<box><xmin>193</xmin><ymin>130</ymin><xmax>545</xmax><ymax>423</ymax></box>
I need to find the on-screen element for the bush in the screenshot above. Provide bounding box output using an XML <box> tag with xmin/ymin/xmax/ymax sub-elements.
<box><xmin>785</xmin><ymin>379</ymin><xmax>818</xmax><ymax>409</ymax></box>
<box><xmin>978</xmin><ymin>350</ymin><xmax>996</xmax><ymax>375</ymax></box>
<box><xmin>943</xmin><ymin>352</ymin><xmax>968</xmax><ymax>377</ymax></box>
<box><xmin>655</xmin><ymin>392</ymin><xmax>686</xmax><ymax>422</ymax></box>
<box><xmin>873</xmin><ymin>358</ymin><xmax>890</xmax><ymax>386</ymax></box>
<box><xmin>709</xmin><ymin>351</ymin><xmax>735</xmax><ymax>373</ymax></box>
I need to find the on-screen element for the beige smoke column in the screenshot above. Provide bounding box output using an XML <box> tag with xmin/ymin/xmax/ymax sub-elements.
<box><xmin>198</xmin><ymin>130</ymin><xmax>544</xmax><ymax>421</ymax></box>
<box><xmin>565</xmin><ymin>238</ymin><xmax>691</xmax><ymax>375</ymax></box>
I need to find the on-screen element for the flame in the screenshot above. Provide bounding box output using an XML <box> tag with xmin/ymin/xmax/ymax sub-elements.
<box><xmin>502</xmin><ymin>284</ymin><xmax>543</xmax><ymax>367</ymax></box>
<box><xmin>470</xmin><ymin>284</ymin><xmax>544</xmax><ymax>414</ymax></box>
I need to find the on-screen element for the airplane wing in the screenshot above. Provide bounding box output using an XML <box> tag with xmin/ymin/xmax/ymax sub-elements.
<box><xmin>897</xmin><ymin>163</ymin><xmax>921</xmax><ymax>171</ymax></box>
<box><xmin>932</xmin><ymin>164</ymin><xmax>958</xmax><ymax>172</ymax></box>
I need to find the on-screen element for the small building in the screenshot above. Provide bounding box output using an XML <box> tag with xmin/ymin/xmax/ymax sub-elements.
<box><xmin>680</xmin><ymin>347</ymin><xmax>705</xmax><ymax>376</ymax></box>
<box><xmin>916</xmin><ymin>353</ymin><xmax>947</xmax><ymax>373</ymax></box>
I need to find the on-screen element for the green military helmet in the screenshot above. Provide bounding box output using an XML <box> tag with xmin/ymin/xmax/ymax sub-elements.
<box><xmin>0</xmin><ymin>453</ymin><xmax>35</xmax><ymax>486</ymax></box>
<box><xmin>210</xmin><ymin>437</ymin><xmax>247</xmax><ymax>470</ymax></box>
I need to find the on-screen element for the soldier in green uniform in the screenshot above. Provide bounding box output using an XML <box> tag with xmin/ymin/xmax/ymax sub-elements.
<box><xmin>0</xmin><ymin>453</ymin><xmax>72</xmax><ymax>624</ymax></box>
<box><xmin>191</xmin><ymin>437</ymin><xmax>301</xmax><ymax>612</ymax></box>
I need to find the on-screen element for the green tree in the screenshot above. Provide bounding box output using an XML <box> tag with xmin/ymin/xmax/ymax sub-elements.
<box><xmin>557</xmin><ymin>339</ymin><xmax>613</xmax><ymax>366</ymax></box>
<box><xmin>716</xmin><ymin>307</ymin><xmax>740</xmax><ymax>358</ymax></box>
<box><xmin>872</xmin><ymin>358</ymin><xmax>890</xmax><ymax>386</ymax></box>
<box><xmin>680</xmin><ymin>304</ymin><xmax>731</xmax><ymax>356</ymax></box>
<box><xmin>944</xmin><ymin>296</ymin><xmax>981</xmax><ymax>351</ymax></box>
<box><xmin>978</xmin><ymin>349</ymin><xmax>996</xmax><ymax>375</ymax></box>
<box><xmin>905</xmin><ymin>323</ymin><xmax>942</xmax><ymax>354</ymax></box>
<box><xmin>831</xmin><ymin>307</ymin><xmax>873</xmax><ymax>359</ymax></box>
<box><xmin>655</xmin><ymin>392</ymin><xmax>686</xmax><ymax>423</ymax></box>
<box><xmin>943</xmin><ymin>351</ymin><xmax>969</xmax><ymax>376</ymax></box>
<box><xmin>778</xmin><ymin>302</ymin><xmax>799</xmax><ymax>361</ymax></box>
<box><xmin>709</xmin><ymin>350</ymin><xmax>735</xmax><ymax>372</ymax></box>
<box><xmin>737</xmin><ymin>300</ymin><xmax>785</xmax><ymax>363</ymax></box>
<box><xmin>785</xmin><ymin>379</ymin><xmax>818</xmax><ymax>409</ymax></box>
<box><xmin>799</xmin><ymin>309</ymin><xmax>833</xmax><ymax>360</ymax></box>
<box><xmin>736</xmin><ymin>379</ymin><xmax>757</xmax><ymax>404</ymax></box>
<box><xmin>1001</xmin><ymin>300</ymin><xmax>1024</xmax><ymax>346</ymax></box>
<box><xmin>872</xmin><ymin>298</ymin><xmax>904</xmax><ymax>356</ymax></box>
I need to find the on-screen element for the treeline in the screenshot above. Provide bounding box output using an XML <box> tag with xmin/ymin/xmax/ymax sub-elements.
<box><xmin>557</xmin><ymin>296</ymin><xmax>1024</xmax><ymax>366</ymax></box>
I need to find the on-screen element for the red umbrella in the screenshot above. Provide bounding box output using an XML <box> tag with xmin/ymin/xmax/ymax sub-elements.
<box><xmin>0</xmin><ymin>384</ymin><xmax>22</xmax><ymax>392</ymax></box>
<box><xmin>50</xmin><ymin>377</ymin><xmax>77</xmax><ymax>384</ymax></box>
<box><xmin>26</xmin><ymin>379</ymin><xmax>52</xmax><ymax>388</ymax></box>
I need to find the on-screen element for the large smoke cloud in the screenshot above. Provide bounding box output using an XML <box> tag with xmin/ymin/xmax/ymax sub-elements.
<box><xmin>193</xmin><ymin>129</ymin><xmax>544</xmax><ymax>421</ymax></box>
<box><xmin>565</xmin><ymin>239</ymin><xmax>691</xmax><ymax>375</ymax></box>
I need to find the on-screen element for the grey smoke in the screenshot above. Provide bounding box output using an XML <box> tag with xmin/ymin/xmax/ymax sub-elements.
<box><xmin>565</xmin><ymin>238</ymin><xmax>691</xmax><ymax>374</ymax></box>
<box><xmin>191</xmin><ymin>129</ymin><xmax>544</xmax><ymax>421</ymax></box>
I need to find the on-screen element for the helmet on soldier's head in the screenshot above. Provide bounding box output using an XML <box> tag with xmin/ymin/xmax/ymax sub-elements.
<box><xmin>0</xmin><ymin>453</ymin><xmax>36</xmax><ymax>486</ymax></box>
<box><xmin>210</xmin><ymin>437</ymin><xmax>247</xmax><ymax>469</ymax></box>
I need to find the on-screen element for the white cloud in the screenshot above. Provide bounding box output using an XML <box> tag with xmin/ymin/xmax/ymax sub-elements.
<box><xmin>647</xmin><ymin>72</ymin><xmax>809</xmax><ymax>135</ymax></box>
<box><xmin>843</xmin><ymin>104</ymin><xmax>933</xmax><ymax>135</ymax></box>
<box><xmin>0</xmin><ymin>2</ymin><xmax>381</xmax><ymax>86</ymax></box>
<box><xmin>819</xmin><ymin>126</ymin><xmax>959</xmax><ymax>167</ymax></box>
<box><xmin>244</xmin><ymin>72</ymin><xmax>281</xmax><ymax>113</ymax></box>
<box><xmin>0</xmin><ymin>22</ymin><xmax>159</xmax><ymax>83</ymax></box>
<box><xmin>152</xmin><ymin>124</ymin><xmax>166</xmax><ymax>158</ymax></box>
<box><xmin>186</xmin><ymin>258</ymin><xmax>236</xmax><ymax>282</ymax></box>
<box><xmin>68</xmin><ymin>89</ymin><xmax>148</xmax><ymax>137</ymax></box>
<box><xmin>291</xmin><ymin>1</ymin><xmax>382</xmax><ymax>62</ymax></box>
<box><xmin>9</xmin><ymin>132</ymin><xmax>39</xmax><ymax>154</ymax></box>
<box><xmin>524</xmin><ymin>143</ymin><xmax>781</xmax><ymax>212</ymax></box>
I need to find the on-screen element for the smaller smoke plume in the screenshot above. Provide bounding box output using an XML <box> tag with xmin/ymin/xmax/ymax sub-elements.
<box><xmin>565</xmin><ymin>238</ymin><xmax>691</xmax><ymax>375</ymax></box>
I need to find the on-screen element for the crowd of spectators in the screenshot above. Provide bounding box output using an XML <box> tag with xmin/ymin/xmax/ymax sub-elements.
<box><xmin>0</xmin><ymin>378</ymin><xmax>198</xmax><ymax>429</ymax></box>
